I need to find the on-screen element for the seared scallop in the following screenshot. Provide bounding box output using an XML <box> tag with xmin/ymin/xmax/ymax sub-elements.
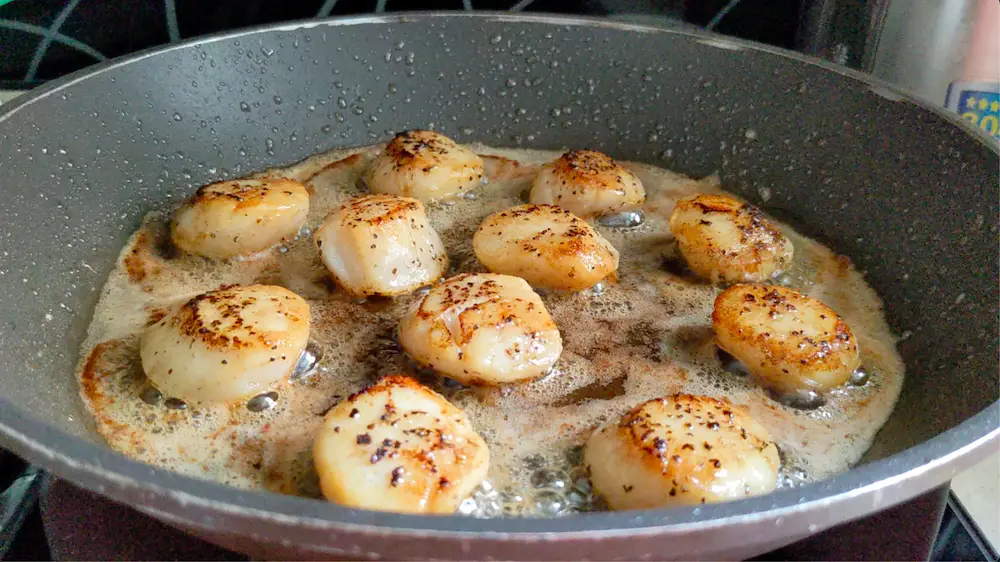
<box><xmin>365</xmin><ymin>130</ymin><xmax>485</xmax><ymax>202</ymax></box>
<box><xmin>314</xmin><ymin>194</ymin><xmax>448</xmax><ymax>297</ymax></box>
<box><xmin>529</xmin><ymin>149</ymin><xmax>645</xmax><ymax>218</ymax></box>
<box><xmin>398</xmin><ymin>273</ymin><xmax>562</xmax><ymax>385</ymax></box>
<box><xmin>171</xmin><ymin>178</ymin><xmax>309</xmax><ymax>259</ymax></box>
<box><xmin>584</xmin><ymin>394</ymin><xmax>779</xmax><ymax>509</ymax></box>
<box><xmin>669</xmin><ymin>193</ymin><xmax>792</xmax><ymax>284</ymax></box>
<box><xmin>473</xmin><ymin>204</ymin><xmax>619</xmax><ymax>292</ymax></box>
<box><xmin>713</xmin><ymin>284</ymin><xmax>860</xmax><ymax>394</ymax></box>
<box><xmin>313</xmin><ymin>374</ymin><xmax>489</xmax><ymax>514</ymax></box>
<box><xmin>139</xmin><ymin>285</ymin><xmax>311</xmax><ymax>404</ymax></box>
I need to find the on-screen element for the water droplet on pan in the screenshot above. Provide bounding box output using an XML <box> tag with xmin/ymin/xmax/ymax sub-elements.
<box><xmin>596</xmin><ymin>210</ymin><xmax>644</xmax><ymax>228</ymax></box>
<box><xmin>247</xmin><ymin>391</ymin><xmax>279</xmax><ymax>412</ymax></box>
<box><xmin>139</xmin><ymin>386</ymin><xmax>163</xmax><ymax>405</ymax></box>
<box><xmin>772</xmin><ymin>389</ymin><xmax>825</xmax><ymax>410</ymax></box>
<box><xmin>164</xmin><ymin>397</ymin><xmax>188</xmax><ymax>410</ymax></box>
<box><xmin>533</xmin><ymin>490</ymin><xmax>567</xmax><ymax>516</ymax></box>
<box><xmin>530</xmin><ymin>469</ymin><xmax>568</xmax><ymax>490</ymax></box>
<box><xmin>291</xmin><ymin>343</ymin><xmax>323</xmax><ymax>381</ymax></box>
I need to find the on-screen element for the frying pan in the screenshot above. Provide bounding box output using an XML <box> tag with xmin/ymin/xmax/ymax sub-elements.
<box><xmin>0</xmin><ymin>13</ymin><xmax>996</xmax><ymax>561</ymax></box>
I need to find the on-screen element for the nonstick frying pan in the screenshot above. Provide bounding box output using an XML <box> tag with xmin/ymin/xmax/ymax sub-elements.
<box><xmin>0</xmin><ymin>13</ymin><xmax>996</xmax><ymax>561</ymax></box>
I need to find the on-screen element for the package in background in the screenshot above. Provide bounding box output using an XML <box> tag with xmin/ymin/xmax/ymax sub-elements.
<box><xmin>947</xmin><ymin>82</ymin><xmax>999</xmax><ymax>142</ymax></box>
<box><xmin>945</xmin><ymin>0</ymin><xmax>999</xmax><ymax>142</ymax></box>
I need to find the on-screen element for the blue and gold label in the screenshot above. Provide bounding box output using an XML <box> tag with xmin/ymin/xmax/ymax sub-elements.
<box><xmin>946</xmin><ymin>82</ymin><xmax>1000</xmax><ymax>142</ymax></box>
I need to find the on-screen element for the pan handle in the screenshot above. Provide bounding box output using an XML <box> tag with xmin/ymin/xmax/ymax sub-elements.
<box><xmin>0</xmin><ymin>460</ymin><xmax>43</xmax><ymax>560</ymax></box>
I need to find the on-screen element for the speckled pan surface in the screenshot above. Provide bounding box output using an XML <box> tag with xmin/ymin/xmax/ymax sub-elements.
<box><xmin>0</xmin><ymin>13</ymin><xmax>996</xmax><ymax>561</ymax></box>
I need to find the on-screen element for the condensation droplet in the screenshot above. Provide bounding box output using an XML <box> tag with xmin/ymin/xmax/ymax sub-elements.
<box><xmin>291</xmin><ymin>343</ymin><xmax>323</xmax><ymax>381</ymax></box>
<box><xmin>597</xmin><ymin>210</ymin><xmax>644</xmax><ymax>228</ymax></box>
<box><xmin>164</xmin><ymin>397</ymin><xmax>188</xmax><ymax>410</ymax></box>
<box><xmin>247</xmin><ymin>391</ymin><xmax>279</xmax><ymax>412</ymax></box>
<box><xmin>772</xmin><ymin>389</ymin><xmax>825</xmax><ymax>410</ymax></box>
<box><xmin>139</xmin><ymin>386</ymin><xmax>163</xmax><ymax>406</ymax></box>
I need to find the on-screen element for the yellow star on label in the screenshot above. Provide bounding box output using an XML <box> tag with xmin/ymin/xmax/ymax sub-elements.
<box><xmin>979</xmin><ymin>98</ymin><xmax>989</xmax><ymax>110</ymax></box>
<box><xmin>991</xmin><ymin>101</ymin><xmax>999</xmax><ymax>113</ymax></box>
<box><xmin>967</xmin><ymin>97</ymin><xmax>978</xmax><ymax>108</ymax></box>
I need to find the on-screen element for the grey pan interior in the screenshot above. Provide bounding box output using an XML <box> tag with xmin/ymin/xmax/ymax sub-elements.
<box><xmin>0</xmin><ymin>13</ymin><xmax>997</xmax><ymax>561</ymax></box>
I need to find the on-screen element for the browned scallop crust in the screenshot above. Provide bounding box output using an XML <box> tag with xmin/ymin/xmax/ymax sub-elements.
<box><xmin>335</xmin><ymin>194</ymin><xmax>423</xmax><ymax>227</ymax></box>
<box><xmin>365</xmin><ymin>130</ymin><xmax>485</xmax><ymax>201</ymax></box>
<box><xmin>399</xmin><ymin>273</ymin><xmax>562</xmax><ymax>385</ymax></box>
<box><xmin>314</xmin><ymin>374</ymin><xmax>489</xmax><ymax>513</ymax></box>
<box><xmin>314</xmin><ymin>194</ymin><xmax>449</xmax><ymax>297</ymax></box>
<box><xmin>529</xmin><ymin>149</ymin><xmax>646</xmax><ymax>217</ymax></box>
<box><xmin>551</xmin><ymin>149</ymin><xmax>640</xmax><ymax>192</ymax></box>
<box><xmin>171</xmin><ymin>178</ymin><xmax>310</xmax><ymax>259</ymax></box>
<box><xmin>615</xmin><ymin>394</ymin><xmax>774</xmax><ymax>481</ymax></box>
<box><xmin>712</xmin><ymin>284</ymin><xmax>860</xmax><ymax>392</ymax></box>
<box><xmin>382</xmin><ymin>131</ymin><xmax>477</xmax><ymax>175</ymax></box>
<box><xmin>169</xmin><ymin>284</ymin><xmax>310</xmax><ymax>351</ymax></box>
<box><xmin>184</xmin><ymin>178</ymin><xmax>301</xmax><ymax>208</ymax></box>
<box><xmin>412</xmin><ymin>274</ymin><xmax>554</xmax><ymax>347</ymax></box>
<box><xmin>338</xmin><ymin>377</ymin><xmax>472</xmax><ymax>476</ymax></box>
<box><xmin>670</xmin><ymin>193</ymin><xmax>792</xmax><ymax>283</ymax></box>
<box><xmin>473</xmin><ymin>204</ymin><xmax>619</xmax><ymax>291</ymax></box>
<box><xmin>584</xmin><ymin>393</ymin><xmax>779</xmax><ymax>508</ymax></box>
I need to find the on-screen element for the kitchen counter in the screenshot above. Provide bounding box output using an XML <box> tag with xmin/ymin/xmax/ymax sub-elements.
<box><xmin>0</xmin><ymin>87</ymin><xmax>997</xmax><ymax>554</ymax></box>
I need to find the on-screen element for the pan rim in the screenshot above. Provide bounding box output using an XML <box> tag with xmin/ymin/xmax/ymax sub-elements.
<box><xmin>0</xmin><ymin>11</ymin><xmax>997</xmax><ymax>546</ymax></box>
<box><xmin>2</xmin><ymin>11</ymin><xmax>998</xmax><ymax>151</ymax></box>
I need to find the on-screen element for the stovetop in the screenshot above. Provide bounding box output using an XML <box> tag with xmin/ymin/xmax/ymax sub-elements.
<box><xmin>0</xmin><ymin>451</ymin><xmax>997</xmax><ymax>561</ymax></box>
<box><xmin>1</xmin><ymin>0</ymin><xmax>838</xmax><ymax>88</ymax></box>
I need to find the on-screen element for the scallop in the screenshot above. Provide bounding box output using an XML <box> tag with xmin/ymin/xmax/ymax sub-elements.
<box><xmin>669</xmin><ymin>193</ymin><xmax>792</xmax><ymax>284</ymax></box>
<box><xmin>314</xmin><ymin>194</ymin><xmax>448</xmax><ymax>297</ymax></box>
<box><xmin>584</xmin><ymin>394</ymin><xmax>779</xmax><ymax>509</ymax></box>
<box><xmin>171</xmin><ymin>178</ymin><xmax>309</xmax><ymax>259</ymax></box>
<box><xmin>398</xmin><ymin>273</ymin><xmax>562</xmax><ymax>385</ymax></box>
<box><xmin>529</xmin><ymin>149</ymin><xmax>645</xmax><ymax>218</ymax></box>
<box><xmin>139</xmin><ymin>285</ymin><xmax>311</xmax><ymax>404</ymax></box>
<box><xmin>473</xmin><ymin>204</ymin><xmax>619</xmax><ymax>292</ymax></box>
<box><xmin>313</xmin><ymin>374</ymin><xmax>489</xmax><ymax>514</ymax></box>
<box><xmin>365</xmin><ymin>130</ymin><xmax>485</xmax><ymax>202</ymax></box>
<box><xmin>712</xmin><ymin>284</ymin><xmax>861</xmax><ymax>394</ymax></box>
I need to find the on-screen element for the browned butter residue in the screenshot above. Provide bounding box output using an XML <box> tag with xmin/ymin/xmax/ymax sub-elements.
<box><xmin>74</xmin><ymin>143</ymin><xmax>904</xmax><ymax>513</ymax></box>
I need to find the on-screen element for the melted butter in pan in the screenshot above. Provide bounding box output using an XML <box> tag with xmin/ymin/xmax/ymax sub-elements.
<box><xmin>75</xmin><ymin>144</ymin><xmax>904</xmax><ymax>515</ymax></box>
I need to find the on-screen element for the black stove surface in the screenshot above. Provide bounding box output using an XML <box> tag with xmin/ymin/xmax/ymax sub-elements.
<box><xmin>1</xmin><ymin>0</ymin><xmax>853</xmax><ymax>88</ymax></box>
